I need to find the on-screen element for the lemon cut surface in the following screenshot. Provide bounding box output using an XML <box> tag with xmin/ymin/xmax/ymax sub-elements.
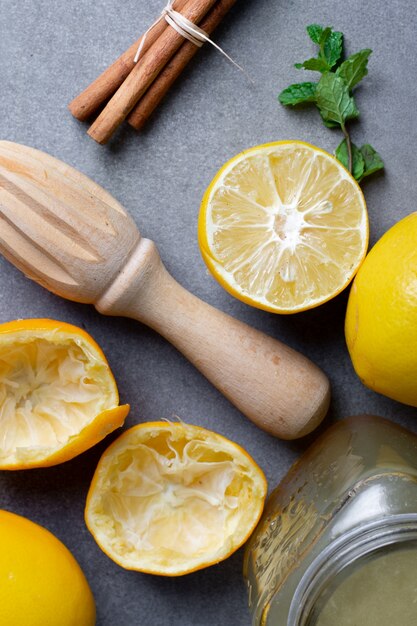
<box><xmin>199</xmin><ymin>141</ymin><xmax>368</xmax><ymax>313</ymax></box>
<box><xmin>86</xmin><ymin>422</ymin><xmax>267</xmax><ymax>576</ymax></box>
<box><xmin>0</xmin><ymin>319</ymin><xmax>129</xmax><ymax>469</ymax></box>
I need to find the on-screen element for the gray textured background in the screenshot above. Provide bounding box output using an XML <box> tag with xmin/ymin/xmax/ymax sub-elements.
<box><xmin>0</xmin><ymin>1</ymin><xmax>416</xmax><ymax>624</ymax></box>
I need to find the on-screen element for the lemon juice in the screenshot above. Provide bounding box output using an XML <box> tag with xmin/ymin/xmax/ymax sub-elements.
<box><xmin>315</xmin><ymin>547</ymin><xmax>417</xmax><ymax>626</ymax></box>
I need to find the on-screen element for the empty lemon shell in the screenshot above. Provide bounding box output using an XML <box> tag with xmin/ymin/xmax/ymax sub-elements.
<box><xmin>0</xmin><ymin>319</ymin><xmax>129</xmax><ymax>469</ymax></box>
<box><xmin>85</xmin><ymin>421</ymin><xmax>267</xmax><ymax>576</ymax></box>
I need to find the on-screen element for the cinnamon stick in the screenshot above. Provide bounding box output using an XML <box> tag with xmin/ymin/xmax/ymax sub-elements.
<box><xmin>88</xmin><ymin>0</ymin><xmax>218</xmax><ymax>144</ymax></box>
<box><xmin>68</xmin><ymin>0</ymin><xmax>188</xmax><ymax>121</ymax></box>
<box><xmin>128</xmin><ymin>0</ymin><xmax>237</xmax><ymax>130</ymax></box>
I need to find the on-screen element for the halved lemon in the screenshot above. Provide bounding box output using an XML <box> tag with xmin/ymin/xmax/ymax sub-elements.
<box><xmin>0</xmin><ymin>319</ymin><xmax>129</xmax><ymax>469</ymax></box>
<box><xmin>85</xmin><ymin>421</ymin><xmax>267</xmax><ymax>576</ymax></box>
<box><xmin>198</xmin><ymin>141</ymin><xmax>368</xmax><ymax>313</ymax></box>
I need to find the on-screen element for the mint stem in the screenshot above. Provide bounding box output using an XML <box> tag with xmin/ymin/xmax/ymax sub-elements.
<box><xmin>341</xmin><ymin>123</ymin><xmax>353</xmax><ymax>173</ymax></box>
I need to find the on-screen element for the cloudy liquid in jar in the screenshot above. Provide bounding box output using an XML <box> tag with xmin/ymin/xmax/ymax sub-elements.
<box><xmin>244</xmin><ymin>417</ymin><xmax>417</xmax><ymax>626</ymax></box>
<box><xmin>314</xmin><ymin>548</ymin><xmax>417</xmax><ymax>626</ymax></box>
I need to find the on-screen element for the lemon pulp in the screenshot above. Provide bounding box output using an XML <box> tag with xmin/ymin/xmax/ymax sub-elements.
<box><xmin>0</xmin><ymin>336</ymin><xmax>115</xmax><ymax>464</ymax></box>
<box><xmin>0</xmin><ymin>320</ymin><xmax>127</xmax><ymax>469</ymax></box>
<box><xmin>199</xmin><ymin>142</ymin><xmax>368</xmax><ymax>313</ymax></box>
<box><xmin>86</xmin><ymin>422</ymin><xmax>267</xmax><ymax>575</ymax></box>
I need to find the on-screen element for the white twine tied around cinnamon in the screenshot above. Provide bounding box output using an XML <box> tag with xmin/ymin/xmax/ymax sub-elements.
<box><xmin>134</xmin><ymin>0</ymin><xmax>252</xmax><ymax>82</ymax></box>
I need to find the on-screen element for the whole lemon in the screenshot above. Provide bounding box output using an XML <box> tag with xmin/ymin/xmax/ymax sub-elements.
<box><xmin>0</xmin><ymin>510</ymin><xmax>96</xmax><ymax>626</ymax></box>
<box><xmin>345</xmin><ymin>212</ymin><xmax>417</xmax><ymax>406</ymax></box>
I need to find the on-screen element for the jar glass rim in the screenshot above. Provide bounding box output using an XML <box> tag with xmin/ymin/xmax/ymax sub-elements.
<box><xmin>288</xmin><ymin>513</ymin><xmax>417</xmax><ymax>626</ymax></box>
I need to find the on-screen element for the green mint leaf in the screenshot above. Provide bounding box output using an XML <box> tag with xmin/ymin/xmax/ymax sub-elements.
<box><xmin>359</xmin><ymin>144</ymin><xmax>384</xmax><ymax>179</ymax></box>
<box><xmin>297</xmin><ymin>27</ymin><xmax>343</xmax><ymax>73</ymax></box>
<box><xmin>335</xmin><ymin>139</ymin><xmax>350</xmax><ymax>169</ymax></box>
<box><xmin>335</xmin><ymin>139</ymin><xmax>365</xmax><ymax>179</ymax></box>
<box><xmin>295</xmin><ymin>57</ymin><xmax>330</xmax><ymax>72</ymax></box>
<box><xmin>319</xmin><ymin>27</ymin><xmax>332</xmax><ymax>47</ymax></box>
<box><xmin>306</xmin><ymin>24</ymin><xmax>323</xmax><ymax>44</ymax></box>
<box><xmin>278</xmin><ymin>82</ymin><xmax>317</xmax><ymax>106</ymax></box>
<box><xmin>319</xmin><ymin>111</ymin><xmax>340</xmax><ymax>128</ymax></box>
<box><xmin>323</xmin><ymin>31</ymin><xmax>343</xmax><ymax>68</ymax></box>
<box><xmin>336</xmin><ymin>49</ymin><xmax>372</xmax><ymax>89</ymax></box>
<box><xmin>316</xmin><ymin>72</ymin><xmax>359</xmax><ymax>125</ymax></box>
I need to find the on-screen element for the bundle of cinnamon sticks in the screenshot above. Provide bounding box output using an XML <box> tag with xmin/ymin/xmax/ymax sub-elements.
<box><xmin>68</xmin><ymin>0</ymin><xmax>237</xmax><ymax>144</ymax></box>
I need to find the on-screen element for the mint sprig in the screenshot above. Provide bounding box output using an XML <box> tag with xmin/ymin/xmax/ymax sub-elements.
<box><xmin>278</xmin><ymin>25</ymin><xmax>384</xmax><ymax>183</ymax></box>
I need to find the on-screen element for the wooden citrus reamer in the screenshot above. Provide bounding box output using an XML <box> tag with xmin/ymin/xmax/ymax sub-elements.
<box><xmin>0</xmin><ymin>141</ymin><xmax>330</xmax><ymax>439</ymax></box>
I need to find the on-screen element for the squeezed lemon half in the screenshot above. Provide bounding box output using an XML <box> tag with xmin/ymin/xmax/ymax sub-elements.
<box><xmin>85</xmin><ymin>421</ymin><xmax>267</xmax><ymax>576</ymax></box>
<box><xmin>0</xmin><ymin>319</ymin><xmax>129</xmax><ymax>469</ymax></box>
<box><xmin>199</xmin><ymin>141</ymin><xmax>368</xmax><ymax>313</ymax></box>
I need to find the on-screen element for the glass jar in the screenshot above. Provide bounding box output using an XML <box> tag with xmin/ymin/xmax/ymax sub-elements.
<box><xmin>244</xmin><ymin>415</ymin><xmax>417</xmax><ymax>625</ymax></box>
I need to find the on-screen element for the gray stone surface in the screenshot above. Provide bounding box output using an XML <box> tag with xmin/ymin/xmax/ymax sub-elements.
<box><xmin>0</xmin><ymin>0</ymin><xmax>416</xmax><ymax>624</ymax></box>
